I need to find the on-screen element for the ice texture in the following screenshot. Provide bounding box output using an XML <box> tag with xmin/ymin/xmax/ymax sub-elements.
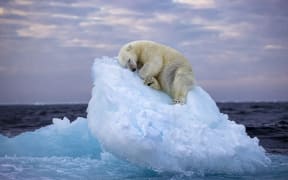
<box><xmin>0</xmin><ymin>117</ymin><xmax>101</xmax><ymax>158</ymax></box>
<box><xmin>87</xmin><ymin>57</ymin><xmax>271</xmax><ymax>174</ymax></box>
<box><xmin>1</xmin><ymin>118</ymin><xmax>287</xmax><ymax>179</ymax></box>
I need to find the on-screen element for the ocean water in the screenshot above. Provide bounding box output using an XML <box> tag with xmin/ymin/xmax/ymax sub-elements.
<box><xmin>0</xmin><ymin>103</ymin><xmax>287</xmax><ymax>179</ymax></box>
<box><xmin>1</xmin><ymin>103</ymin><xmax>287</xmax><ymax>154</ymax></box>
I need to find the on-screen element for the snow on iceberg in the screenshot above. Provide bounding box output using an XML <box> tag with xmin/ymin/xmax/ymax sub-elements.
<box><xmin>87</xmin><ymin>56</ymin><xmax>271</xmax><ymax>174</ymax></box>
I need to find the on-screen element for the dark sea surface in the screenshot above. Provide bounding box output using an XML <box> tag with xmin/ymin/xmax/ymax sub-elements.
<box><xmin>0</xmin><ymin>102</ymin><xmax>288</xmax><ymax>179</ymax></box>
<box><xmin>0</xmin><ymin>102</ymin><xmax>287</xmax><ymax>154</ymax></box>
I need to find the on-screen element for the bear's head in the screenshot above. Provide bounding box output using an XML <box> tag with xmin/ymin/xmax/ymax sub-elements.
<box><xmin>118</xmin><ymin>44</ymin><xmax>137</xmax><ymax>72</ymax></box>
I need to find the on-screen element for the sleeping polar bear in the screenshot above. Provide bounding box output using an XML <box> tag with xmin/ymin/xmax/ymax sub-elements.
<box><xmin>118</xmin><ymin>40</ymin><xmax>195</xmax><ymax>104</ymax></box>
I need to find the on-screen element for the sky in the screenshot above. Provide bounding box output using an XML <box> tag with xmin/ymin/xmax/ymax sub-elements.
<box><xmin>0</xmin><ymin>0</ymin><xmax>287</xmax><ymax>104</ymax></box>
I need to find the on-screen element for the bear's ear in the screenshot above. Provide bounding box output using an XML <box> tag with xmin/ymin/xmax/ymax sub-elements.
<box><xmin>126</xmin><ymin>44</ymin><xmax>133</xmax><ymax>51</ymax></box>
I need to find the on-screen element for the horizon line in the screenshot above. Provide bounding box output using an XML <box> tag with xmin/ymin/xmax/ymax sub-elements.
<box><xmin>0</xmin><ymin>100</ymin><xmax>287</xmax><ymax>106</ymax></box>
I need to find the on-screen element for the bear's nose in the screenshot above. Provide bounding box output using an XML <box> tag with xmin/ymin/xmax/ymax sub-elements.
<box><xmin>131</xmin><ymin>68</ymin><xmax>136</xmax><ymax>72</ymax></box>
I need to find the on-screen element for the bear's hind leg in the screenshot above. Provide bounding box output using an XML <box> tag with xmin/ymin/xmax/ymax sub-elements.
<box><xmin>171</xmin><ymin>77</ymin><xmax>188</xmax><ymax>104</ymax></box>
<box><xmin>172</xmin><ymin>86</ymin><xmax>188</xmax><ymax>105</ymax></box>
<box><xmin>171</xmin><ymin>67</ymin><xmax>192</xmax><ymax>105</ymax></box>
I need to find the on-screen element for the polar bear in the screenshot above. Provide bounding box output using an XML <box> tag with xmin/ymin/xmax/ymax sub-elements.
<box><xmin>118</xmin><ymin>40</ymin><xmax>195</xmax><ymax>104</ymax></box>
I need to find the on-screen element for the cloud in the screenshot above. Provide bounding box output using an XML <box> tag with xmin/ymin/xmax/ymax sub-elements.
<box><xmin>12</xmin><ymin>0</ymin><xmax>33</xmax><ymax>6</ymax></box>
<box><xmin>51</xmin><ymin>14</ymin><xmax>81</xmax><ymax>20</ymax></box>
<box><xmin>185</xmin><ymin>16</ymin><xmax>254</xmax><ymax>39</ymax></box>
<box><xmin>0</xmin><ymin>7</ymin><xmax>4</xmax><ymax>15</ymax></box>
<box><xmin>264</xmin><ymin>44</ymin><xmax>287</xmax><ymax>50</ymax></box>
<box><xmin>16</xmin><ymin>24</ymin><xmax>57</xmax><ymax>38</ymax></box>
<box><xmin>62</xmin><ymin>38</ymin><xmax>118</xmax><ymax>49</ymax></box>
<box><xmin>153</xmin><ymin>13</ymin><xmax>178</xmax><ymax>23</ymax></box>
<box><xmin>80</xmin><ymin>5</ymin><xmax>156</xmax><ymax>36</ymax></box>
<box><xmin>172</xmin><ymin>0</ymin><xmax>216</xmax><ymax>9</ymax></box>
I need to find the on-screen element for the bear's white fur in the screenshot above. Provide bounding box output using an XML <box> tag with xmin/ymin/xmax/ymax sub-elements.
<box><xmin>118</xmin><ymin>40</ymin><xmax>195</xmax><ymax>104</ymax></box>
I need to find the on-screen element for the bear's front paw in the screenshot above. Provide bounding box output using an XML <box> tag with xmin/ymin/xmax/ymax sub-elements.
<box><xmin>144</xmin><ymin>77</ymin><xmax>154</xmax><ymax>86</ymax></box>
<box><xmin>173</xmin><ymin>99</ymin><xmax>185</xmax><ymax>105</ymax></box>
<box><xmin>144</xmin><ymin>77</ymin><xmax>161</xmax><ymax>90</ymax></box>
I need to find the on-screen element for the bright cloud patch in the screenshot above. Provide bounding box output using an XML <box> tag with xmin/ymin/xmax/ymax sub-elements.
<box><xmin>172</xmin><ymin>0</ymin><xmax>216</xmax><ymax>9</ymax></box>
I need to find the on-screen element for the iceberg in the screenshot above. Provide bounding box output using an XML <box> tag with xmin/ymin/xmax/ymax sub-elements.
<box><xmin>87</xmin><ymin>56</ymin><xmax>271</xmax><ymax>174</ymax></box>
<box><xmin>0</xmin><ymin>117</ymin><xmax>100</xmax><ymax>158</ymax></box>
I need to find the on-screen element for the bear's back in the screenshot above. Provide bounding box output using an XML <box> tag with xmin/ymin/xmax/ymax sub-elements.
<box><xmin>133</xmin><ymin>40</ymin><xmax>189</xmax><ymax>65</ymax></box>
